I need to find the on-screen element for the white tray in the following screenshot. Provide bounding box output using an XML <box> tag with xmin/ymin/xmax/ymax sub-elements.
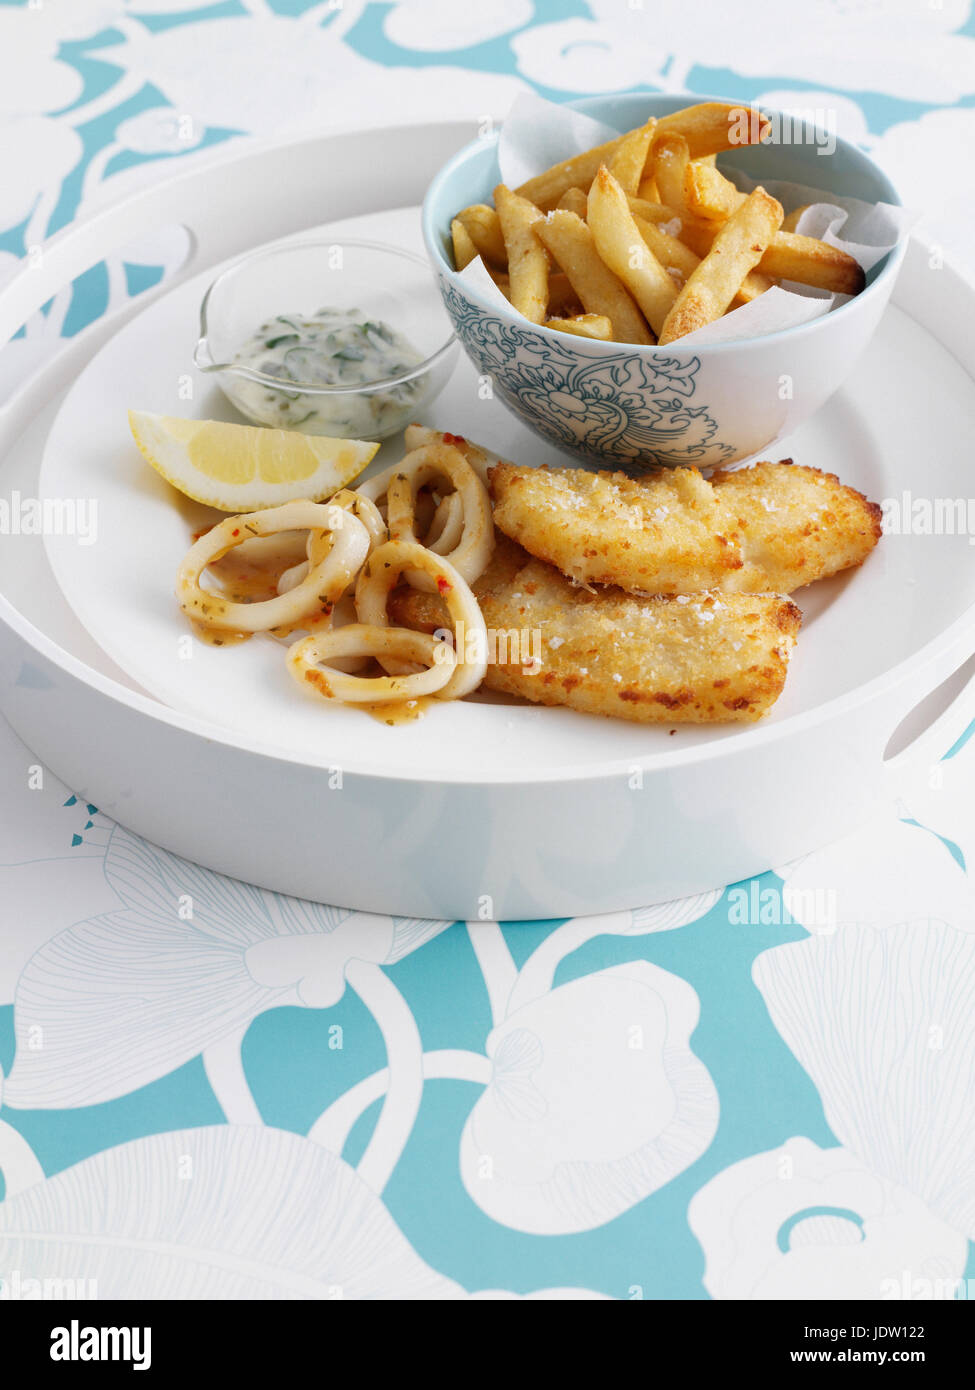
<box><xmin>1</xmin><ymin>121</ymin><xmax>974</xmax><ymax>919</ymax></box>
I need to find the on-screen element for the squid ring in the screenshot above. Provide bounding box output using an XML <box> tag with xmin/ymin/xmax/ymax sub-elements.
<box><xmin>403</xmin><ymin>424</ymin><xmax>493</xmax><ymax>487</ymax></box>
<box><xmin>361</xmin><ymin>443</ymin><xmax>494</xmax><ymax>586</ymax></box>
<box><xmin>426</xmin><ymin>492</ymin><xmax>465</xmax><ymax>555</ymax></box>
<box><xmin>177</xmin><ymin>499</ymin><xmax>369</xmax><ymax>634</ymax></box>
<box><xmin>278</xmin><ymin>489</ymin><xmax>387</xmax><ymax>597</ymax></box>
<box><xmin>355</xmin><ymin>539</ymin><xmax>488</xmax><ymax>699</ymax></box>
<box><xmin>287</xmin><ymin>623</ymin><xmax>456</xmax><ymax>704</ymax></box>
<box><xmin>321</xmin><ymin>489</ymin><xmax>388</xmax><ymax>553</ymax></box>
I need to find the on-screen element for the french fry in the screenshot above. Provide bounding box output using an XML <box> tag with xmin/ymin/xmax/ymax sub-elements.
<box><xmin>658</xmin><ymin>186</ymin><xmax>783</xmax><ymax>344</ymax></box>
<box><xmin>494</xmin><ymin>184</ymin><xmax>550</xmax><ymax>324</ymax></box>
<box><xmin>514</xmin><ymin>133</ymin><xmax>626</xmax><ymax>210</ymax></box>
<box><xmin>652</xmin><ymin>134</ymin><xmax>691</xmax><ymax>214</ymax></box>
<box><xmin>669</xmin><ymin>213</ymin><xmax>780</xmax><ymax>305</ymax></box>
<box><xmin>587</xmin><ymin>166</ymin><xmax>677</xmax><ymax>335</ymax></box>
<box><xmin>450</xmin><ymin>217</ymin><xmax>478</xmax><ymax>270</ymax></box>
<box><xmin>669</xmin><ymin>211</ymin><xmax>720</xmax><ymax>257</ymax></box>
<box><xmin>548</xmin><ymin>270</ymin><xmax>582</xmax><ymax>314</ymax></box>
<box><xmin>632</xmin><ymin>209</ymin><xmax>772</xmax><ymax>307</ymax></box>
<box><xmin>556</xmin><ymin>186</ymin><xmax>589</xmax><ymax>217</ymax></box>
<box><xmin>632</xmin><ymin>213</ymin><xmax>700</xmax><ymax>284</ymax></box>
<box><xmin>627</xmin><ymin>195</ymin><xmax>682</xmax><ymax>225</ymax></box>
<box><xmin>546</xmin><ymin>313</ymin><xmax>613</xmax><ymax>340</ymax></box>
<box><xmin>656</xmin><ymin>102</ymin><xmax>771</xmax><ymax>157</ymax></box>
<box><xmin>517</xmin><ymin>104</ymin><xmax>767</xmax><ymax>208</ymax></box>
<box><xmin>607</xmin><ymin>118</ymin><xmax>656</xmax><ymax>195</ymax></box>
<box><xmin>683</xmin><ymin>160</ymin><xmax>745</xmax><ymax>221</ymax></box>
<box><xmin>731</xmin><ymin>270</ymin><xmax>775</xmax><ymax>306</ymax></box>
<box><xmin>636</xmin><ymin>174</ymin><xmax>660</xmax><ymax>201</ymax></box>
<box><xmin>512</xmin><ymin>108</ymin><xmax>767</xmax><ymax>208</ymax></box>
<box><xmin>533</xmin><ymin>210</ymin><xmax>653</xmax><ymax>345</ymax></box>
<box><xmin>629</xmin><ymin>196</ymin><xmax>765</xmax><ymax>301</ymax></box>
<box><xmin>487</xmin><ymin>266</ymin><xmax>510</xmax><ymax>297</ymax></box>
<box><xmin>759</xmin><ymin>231</ymin><xmax>866</xmax><ymax>294</ymax></box>
<box><xmin>456</xmin><ymin>204</ymin><xmax>507</xmax><ymax>269</ymax></box>
<box><xmin>453</xmin><ymin>100</ymin><xmax>864</xmax><ymax>349</ymax></box>
<box><xmin>631</xmin><ymin>191</ymin><xmax>767</xmax><ymax>296</ymax></box>
<box><xmin>675</xmin><ymin>214</ymin><xmax>864</xmax><ymax>295</ymax></box>
<box><xmin>781</xmin><ymin>204</ymin><xmax>810</xmax><ymax>233</ymax></box>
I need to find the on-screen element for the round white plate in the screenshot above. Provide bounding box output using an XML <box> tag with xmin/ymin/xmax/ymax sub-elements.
<box><xmin>41</xmin><ymin>206</ymin><xmax>975</xmax><ymax>781</ymax></box>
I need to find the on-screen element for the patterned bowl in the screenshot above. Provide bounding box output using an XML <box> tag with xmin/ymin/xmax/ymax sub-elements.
<box><xmin>422</xmin><ymin>93</ymin><xmax>906</xmax><ymax>471</ymax></box>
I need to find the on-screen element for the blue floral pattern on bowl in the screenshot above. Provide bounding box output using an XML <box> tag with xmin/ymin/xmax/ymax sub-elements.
<box><xmin>440</xmin><ymin>280</ymin><xmax>736</xmax><ymax>470</ymax></box>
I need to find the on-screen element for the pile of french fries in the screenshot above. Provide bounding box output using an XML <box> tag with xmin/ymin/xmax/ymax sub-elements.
<box><xmin>449</xmin><ymin>102</ymin><xmax>866</xmax><ymax>347</ymax></box>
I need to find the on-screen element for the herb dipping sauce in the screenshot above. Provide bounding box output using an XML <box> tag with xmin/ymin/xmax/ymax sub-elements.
<box><xmin>230</xmin><ymin>308</ymin><xmax>426</xmax><ymax>436</ymax></box>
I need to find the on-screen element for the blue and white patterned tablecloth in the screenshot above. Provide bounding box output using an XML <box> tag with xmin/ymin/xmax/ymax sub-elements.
<box><xmin>1</xmin><ymin>0</ymin><xmax>975</xmax><ymax>1301</ymax></box>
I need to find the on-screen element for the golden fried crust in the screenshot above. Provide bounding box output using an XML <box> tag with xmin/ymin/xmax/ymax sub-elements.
<box><xmin>480</xmin><ymin>556</ymin><xmax>801</xmax><ymax>723</ymax></box>
<box><xmin>489</xmin><ymin>459</ymin><xmax>881</xmax><ymax>595</ymax></box>
<box><xmin>490</xmin><ymin>462</ymin><xmax>739</xmax><ymax>593</ymax></box>
<box><xmin>709</xmin><ymin>459</ymin><xmax>883</xmax><ymax>593</ymax></box>
<box><xmin>471</xmin><ymin>532</ymin><xmax>532</xmax><ymax>599</ymax></box>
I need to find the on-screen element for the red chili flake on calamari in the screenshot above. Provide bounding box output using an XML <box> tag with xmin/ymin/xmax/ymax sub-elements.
<box><xmin>436</xmin><ymin>576</ymin><xmax>452</xmax><ymax>595</ymax></box>
<box><xmin>232</xmin><ymin>528</ymin><xmax>240</xmax><ymax>537</ymax></box>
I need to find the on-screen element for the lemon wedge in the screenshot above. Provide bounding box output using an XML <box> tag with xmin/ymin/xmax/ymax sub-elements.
<box><xmin>128</xmin><ymin>411</ymin><xmax>379</xmax><ymax>512</ymax></box>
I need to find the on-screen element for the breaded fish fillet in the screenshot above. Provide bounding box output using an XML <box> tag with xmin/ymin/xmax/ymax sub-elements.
<box><xmin>490</xmin><ymin>459</ymin><xmax>881</xmax><ymax>596</ymax></box>
<box><xmin>709</xmin><ymin>460</ymin><xmax>882</xmax><ymax>593</ymax></box>
<box><xmin>387</xmin><ymin>537</ymin><xmax>798</xmax><ymax>722</ymax></box>
<box><xmin>480</xmin><ymin>557</ymin><xmax>800</xmax><ymax>723</ymax></box>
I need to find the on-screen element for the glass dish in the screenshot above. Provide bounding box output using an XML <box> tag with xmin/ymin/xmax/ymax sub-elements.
<box><xmin>194</xmin><ymin>238</ymin><xmax>458</xmax><ymax>439</ymax></box>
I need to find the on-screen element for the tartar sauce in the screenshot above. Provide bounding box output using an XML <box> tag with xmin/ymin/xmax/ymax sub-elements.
<box><xmin>229</xmin><ymin>308</ymin><xmax>426</xmax><ymax>437</ymax></box>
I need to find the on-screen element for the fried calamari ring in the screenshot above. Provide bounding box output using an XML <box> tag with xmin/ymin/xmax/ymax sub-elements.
<box><xmin>287</xmin><ymin>623</ymin><xmax>456</xmax><ymax>704</ymax></box>
<box><xmin>325</xmin><ymin>488</ymin><xmax>388</xmax><ymax>552</ymax></box>
<box><xmin>426</xmin><ymin>492</ymin><xmax>465</xmax><ymax>554</ymax></box>
<box><xmin>278</xmin><ymin>489</ymin><xmax>387</xmax><ymax>597</ymax></box>
<box><xmin>177</xmin><ymin>499</ymin><xmax>369</xmax><ymax>634</ymax></box>
<box><xmin>355</xmin><ymin>539</ymin><xmax>488</xmax><ymax>699</ymax></box>
<box><xmin>403</xmin><ymin>425</ymin><xmax>493</xmax><ymax>486</ymax></box>
<box><xmin>277</xmin><ymin>560</ymin><xmax>310</xmax><ymax>597</ymax></box>
<box><xmin>358</xmin><ymin>443</ymin><xmax>494</xmax><ymax>585</ymax></box>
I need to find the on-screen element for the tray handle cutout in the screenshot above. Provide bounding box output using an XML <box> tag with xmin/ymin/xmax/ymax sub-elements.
<box><xmin>884</xmin><ymin>651</ymin><xmax>975</xmax><ymax>793</ymax></box>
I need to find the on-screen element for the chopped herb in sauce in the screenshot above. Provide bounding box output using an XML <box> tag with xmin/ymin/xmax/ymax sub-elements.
<box><xmin>230</xmin><ymin>306</ymin><xmax>426</xmax><ymax>436</ymax></box>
